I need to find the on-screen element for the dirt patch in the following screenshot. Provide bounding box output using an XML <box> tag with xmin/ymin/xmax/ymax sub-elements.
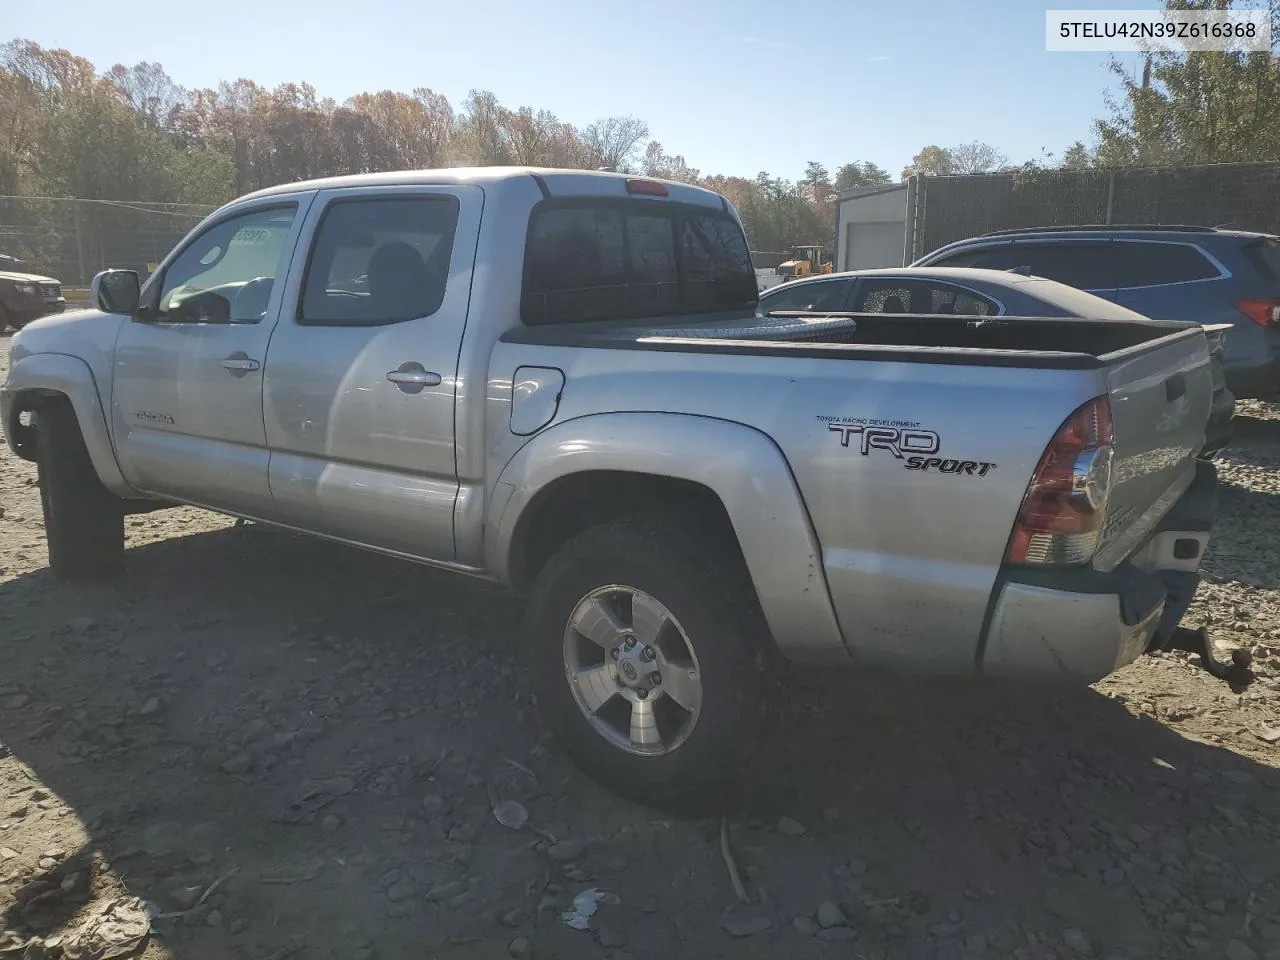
<box><xmin>3</xmin><ymin>336</ymin><xmax>1280</xmax><ymax>959</ymax></box>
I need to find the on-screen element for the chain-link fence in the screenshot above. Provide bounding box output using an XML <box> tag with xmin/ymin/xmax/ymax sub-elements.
<box><xmin>907</xmin><ymin>161</ymin><xmax>1280</xmax><ymax>261</ymax></box>
<box><xmin>0</xmin><ymin>196</ymin><xmax>218</xmax><ymax>288</ymax></box>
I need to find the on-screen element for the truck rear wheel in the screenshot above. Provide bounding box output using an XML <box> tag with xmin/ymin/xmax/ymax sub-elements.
<box><xmin>37</xmin><ymin>400</ymin><xmax>125</xmax><ymax>580</ymax></box>
<box><xmin>525</xmin><ymin>515</ymin><xmax>774</xmax><ymax>807</ymax></box>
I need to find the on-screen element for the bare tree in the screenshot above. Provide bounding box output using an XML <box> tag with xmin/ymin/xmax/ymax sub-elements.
<box><xmin>456</xmin><ymin>89</ymin><xmax>510</xmax><ymax>166</ymax></box>
<box><xmin>106</xmin><ymin>62</ymin><xmax>183</xmax><ymax>129</ymax></box>
<box><xmin>947</xmin><ymin>141</ymin><xmax>1008</xmax><ymax>174</ymax></box>
<box><xmin>499</xmin><ymin>107</ymin><xmax>560</xmax><ymax>165</ymax></box>
<box><xmin>580</xmin><ymin>115</ymin><xmax>649</xmax><ymax>171</ymax></box>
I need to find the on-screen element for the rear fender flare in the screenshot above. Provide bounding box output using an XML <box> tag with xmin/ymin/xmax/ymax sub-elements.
<box><xmin>489</xmin><ymin>412</ymin><xmax>850</xmax><ymax>665</ymax></box>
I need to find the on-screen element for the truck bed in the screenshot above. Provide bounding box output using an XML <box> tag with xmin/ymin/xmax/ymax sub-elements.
<box><xmin>493</xmin><ymin>307</ymin><xmax>1214</xmax><ymax>675</ymax></box>
<box><xmin>500</xmin><ymin>310</ymin><xmax>1201</xmax><ymax>368</ymax></box>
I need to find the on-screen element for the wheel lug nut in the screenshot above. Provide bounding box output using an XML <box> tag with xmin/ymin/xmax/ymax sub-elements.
<box><xmin>649</xmin><ymin>672</ymin><xmax>662</xmax><ymax>685</ymax></box>
<box><xmin>624</xmin><ymin>636</ymin><xmax>636</xmax><ymax>649</ymax></box>
<box><xmin>610</xmin><ymin>648</ymin><xmax>620</xmax><ymax>660</ymax></box>
<box><xmin>643</xmin><ymin>646</ymin><xmax>656</xmax><ymax>661</ymax></box>
<box><xmin>637</xmin><ymin>688</ymin><xmax>648</xmax><ymax>699</ymax></box>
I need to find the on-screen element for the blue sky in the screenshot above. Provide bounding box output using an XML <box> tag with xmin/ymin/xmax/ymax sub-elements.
<box><xmin>9</xmin><ymin>0</ymin><xmax>1151</xmax><ymax>181</ymax></box>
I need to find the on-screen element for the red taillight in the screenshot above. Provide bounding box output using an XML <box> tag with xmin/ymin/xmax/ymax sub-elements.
<box><xmin>1235</xmin><ymin>298</ymin><xmax>1280</xmax><ymax>328</ymax></box>
<box><xmin>625</xmin><ymin>178</ymin><xmax>669</xmax><ymax>197</ymax></box>
<box><xmin>1006</xmin><ymin>396</ymin><xmax>1115</xmax><ymax>566</ymax></box>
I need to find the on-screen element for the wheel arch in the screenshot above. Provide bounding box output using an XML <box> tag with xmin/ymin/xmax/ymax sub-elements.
<box><xmin>490</xmin><ymin>412</ymin><xmax>851</xmax><ymax>666</ymax></box>
<box><xmin>3</xmin><ymin>353</ymin><xmax>133</xmax><ymax>495</ymax></box>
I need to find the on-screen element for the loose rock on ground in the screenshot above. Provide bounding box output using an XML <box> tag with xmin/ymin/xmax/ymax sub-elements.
<box><xmin>3</xmin><ymin>340</ymin><xmax>1280</xmax><ymax>959</ymax></box>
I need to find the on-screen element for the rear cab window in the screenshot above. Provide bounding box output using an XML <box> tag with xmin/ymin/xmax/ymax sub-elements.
<box><xmin>521</xmin><ymin>199</ymin><xmax>757</xmax><ymax>325</ymax></box>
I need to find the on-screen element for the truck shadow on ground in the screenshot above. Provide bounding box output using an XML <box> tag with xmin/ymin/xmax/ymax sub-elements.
<box><xmin>3</xmin><ymin>524</ymin><xmax>1280</xmax><ymax>959</ymax></box>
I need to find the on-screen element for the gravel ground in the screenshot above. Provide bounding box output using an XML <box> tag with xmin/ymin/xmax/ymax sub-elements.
<box><xmin>2</xmin><ymin>334</ymin><xmax>1280</xmax><ymax>960</ymax></box>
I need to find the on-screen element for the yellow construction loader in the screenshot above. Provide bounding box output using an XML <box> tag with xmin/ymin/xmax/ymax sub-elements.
<box><xmin>776</xmin><ymin>245</ymin><xmax>833</xmax><ymax>282</ymax></box>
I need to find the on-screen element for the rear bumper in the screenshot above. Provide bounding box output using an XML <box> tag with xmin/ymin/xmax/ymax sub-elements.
<box><xmin>980</xmin><ymin>459</ymin><xmax>1217</xmax><ymax>682</ymax></box>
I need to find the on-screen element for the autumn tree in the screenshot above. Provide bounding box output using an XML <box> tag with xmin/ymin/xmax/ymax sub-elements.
<box><xmin>901</xmin><ymin>144</ymin><xmax>955</xmax><ymax>178</ymax></box>
<box><xmin>642</xmin><ymin>141</ymin><xmax>700</xmax><ymax>183</ymax></box>
<box><xmin>1095</xmin><ymin>0</ymin><xmax>1280</xmax><ymax>165</ymax></box>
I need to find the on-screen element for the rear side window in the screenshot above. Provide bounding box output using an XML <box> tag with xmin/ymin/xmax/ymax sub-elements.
<box><xmin>760</xmin><ymin>279</ymin><xmax>850</xmax><ymax>313</ymax></box>
<box><xmin>852</xmin><ymin>278</ymin><xmax>998</xmax><ymax>316</ymax></box>
<box><xmin>927</xmin><ymin>245</ymin><xmax>1014</xmax><ymax>270</ymax></box>
<box><xmin>1242</xmin><ymin>237</ymin><xmax>1280</xmax><ymax>281</ymax></box>
<box><xmin>522</xmin><ymin>200</ymin><xmax>756</xmax><ymax>325</ymax></box>
<box><xmin>1112</xmin><ymin>241</ymin><xmax>1220</xmax><ymax>288</ymax></box>
<box><xmin>1009</xmin><ymin>242</ymin><xmax>1114</xmax><ymax>291</ymax></box>
<box><xmin>300</xmin><ymin>196</ymin><xmax>459</xmax><ymax>327</ymax></box>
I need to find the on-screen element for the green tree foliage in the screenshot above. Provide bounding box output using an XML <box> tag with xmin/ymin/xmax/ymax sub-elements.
<box><xmin>834</xmin><ymin>161</ymin><xmax>892</xmax><ymax>192</ymax></box>
<box><xmin>1095</xmin><ymin>0</ymin><xmax>1280</xmax><ymax>165</ymax></box>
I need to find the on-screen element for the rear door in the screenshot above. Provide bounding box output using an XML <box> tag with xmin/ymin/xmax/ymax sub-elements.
<box><xmin>261</xmin><ymin>185</ymin><xmax>482</xmax><ymax>562</ymax></box>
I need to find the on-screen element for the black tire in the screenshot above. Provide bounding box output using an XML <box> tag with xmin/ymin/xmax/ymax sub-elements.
<box><xmin>37</xmin><ymin>399</ymin><xmax>125</xmax><ymax>580</ymax></box>
<box><xmin>525</xmin><ymin>515</ymin><xmax>775</xmax><ymax>807</ymax></box>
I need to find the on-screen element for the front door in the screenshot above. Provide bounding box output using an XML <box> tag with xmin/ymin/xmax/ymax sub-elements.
<box><xmin>262</xmin><ymin>185</ymin><xmax>482</xmax><ymax>562</ymax></box>
<box><xmin>111</xmin><ymin>197</ymin><xmax>313</xmax><ymax>515</ymax></box>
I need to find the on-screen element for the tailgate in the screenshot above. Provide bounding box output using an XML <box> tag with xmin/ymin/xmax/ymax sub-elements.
<box><xmin>1093</xmin><ymin>328</ymin><xmax>1214</xmax><ymax>571</ymax></box>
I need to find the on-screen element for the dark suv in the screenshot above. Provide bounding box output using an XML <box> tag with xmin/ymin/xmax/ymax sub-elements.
<box><xmin>0</xmin><ymin>254</ymin><xmax>66</xmax><ymax>332</ymax></box>
<box><xmin>914</xmin><ymin>226</ymin><xmax>1280</xmax><ymax>398</ymax></box>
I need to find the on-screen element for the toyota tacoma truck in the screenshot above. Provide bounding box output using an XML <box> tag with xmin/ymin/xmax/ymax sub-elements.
<box><xmin>1</xmin><ymin>168</ymin><xmax>1226</xmax><ymax>803</ymax></box>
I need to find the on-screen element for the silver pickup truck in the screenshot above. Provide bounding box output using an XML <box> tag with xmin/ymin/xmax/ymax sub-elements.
<box><xmin>1</xmin><ymin>168</ymin><xmax>1224</xmax><ymax>803</ymax></box>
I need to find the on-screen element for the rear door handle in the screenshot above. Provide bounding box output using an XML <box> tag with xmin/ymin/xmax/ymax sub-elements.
<box><xmin>221</xmin><ymin>353</ymin><xmax>260</xmax><ymax>374</ymax></box>
<box><xmin>386</xmin><ymin>362</ymin><xmax>442</xmax><ymax>393</ymax></box>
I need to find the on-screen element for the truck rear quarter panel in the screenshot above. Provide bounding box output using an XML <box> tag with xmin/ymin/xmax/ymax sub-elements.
<box><xmin>487</xmin><ymin>339</ymin><xmax>1108</xmax><ymax>671</ymax></box>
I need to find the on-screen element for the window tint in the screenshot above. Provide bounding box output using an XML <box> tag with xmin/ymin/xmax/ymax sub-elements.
<box><xmin>300</xmin><ymin>196</ymin><xmax>459</xmax><ymax>327</ymax></box>
<box><xmin>1112</xmin><ymin>241</ymin><xmax>1220</xmax><ymax>288</ymax></box>
<box><xmin>759</xmin><ymin>279</ymin><xmax>850</xmax><ymax>313</ymax></box>
<box><xmin>157</xmin><ymin>205</ymin><xmax>297</xmax><ymax>323</ymax></box>
<box><xmin>522</xmin><ymin>200</ymin><xmax>756</xmax><ymax>325</ymax></box>
<box><xmin>852</xmin><ymin>279</ymin><xmax>998</xmax><ymax>316</ymax></box>
<box><xmin>1009</xmin><ymin>242</ymin><xmax>1114</xmax><ymax>291</ymax></box>
<box><xmin>928</xmin><ymin>245</ymin><xmax>1015</xmax><ymax>270</ymax></box>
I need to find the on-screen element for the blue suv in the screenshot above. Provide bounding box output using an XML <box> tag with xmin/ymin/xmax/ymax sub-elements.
<box><xmin>914</xmin><ymin>226</ymin><xmax>1280</xmax><ymax>399</ymax></box>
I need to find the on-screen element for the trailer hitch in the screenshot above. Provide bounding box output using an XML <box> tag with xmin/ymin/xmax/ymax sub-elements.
<box><xmin>1157</xmin><ymin>625</ymin><xmax>1254</xmax><ymax>693</ymax></box>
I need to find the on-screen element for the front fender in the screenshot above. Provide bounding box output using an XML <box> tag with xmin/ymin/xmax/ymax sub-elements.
<box><xmin>489</xmin><ymin>412</ymin><xmax>851</xmax><ymax>666</ymax></box>
<box><xmin>1</xmin><ymin>352</ymin><xmax>134</xmax><ymax>496</ymax></box>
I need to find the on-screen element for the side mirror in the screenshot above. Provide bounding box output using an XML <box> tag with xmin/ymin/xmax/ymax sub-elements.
<box><xmin>91</xmin><ymin>270</ymin><xmax>141</xmax><ymax>315</ymax></box>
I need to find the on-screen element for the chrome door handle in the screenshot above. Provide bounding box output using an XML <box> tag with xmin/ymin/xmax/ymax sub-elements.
<box><xmin>221</xmin><ymin>353</ymin><xmax>260</xmax><ymax>373</ymax></box>
<box><xmin>386</xmin><ymin>363</ymin><xmax>442</xmax><ymax>393</ymax></box>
